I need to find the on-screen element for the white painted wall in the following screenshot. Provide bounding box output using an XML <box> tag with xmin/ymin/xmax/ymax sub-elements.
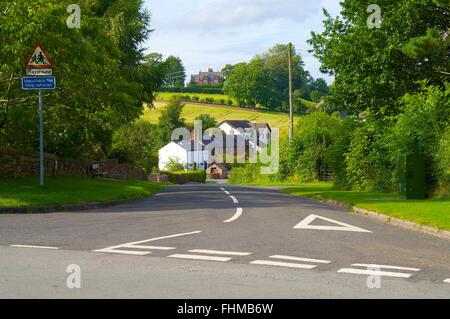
<box><xmin>159</xmin><ymin>142</ymin><xmax>209</xmax><ymax>171</ymax></box>
<box><xmin>158</xmin><ymin>142</ymin><xmax>187</xmax><ymax>171</ymax></box>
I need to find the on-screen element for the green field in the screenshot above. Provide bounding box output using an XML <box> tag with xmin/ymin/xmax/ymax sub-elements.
<box><xmin>143</xmin><ymin>101</ymin><xmax>300</xmax><ymax>132</ymax></box>
<box><xmin>0</xmin><ymin>176</ymin><xmax>165</xmax><ymax>208</ymax></box>
<box><xmin>156</xmin><ymin>92</ymin><xmax>317</xmax><ymax>109</ymax></box>
<box><xmin>281</xmin><ymin>184</ymin><xmax>450</xmax><ymax>231</ymax></box>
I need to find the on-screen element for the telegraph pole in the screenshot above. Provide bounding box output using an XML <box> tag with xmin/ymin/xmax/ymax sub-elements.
<box><xmin>288</xmin><ymin>42</ymin><xmax>294</xmax><ymax>140</ymax></box>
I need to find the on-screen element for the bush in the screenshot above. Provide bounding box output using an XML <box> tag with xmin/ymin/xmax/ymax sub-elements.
<box><xmin>159</xmin><ymin>86</ymin><xmax>224</xmax><ymax>94</ymax></box>
<box><xmin>163</xmin><ymin>170</ymin><xmax>206</xmax><ymax>184</ymax></box>
<box><xmin>226</xmin><ymin>100</ymin><xmax>234</xmax><ymax>106</ymax></box>
<box><xmin>191</xmin><ymin>96</ymin><xmax>200</xmax><ymax>102</ymax></box>
<box><xmin>218</xmin><ymin>99</ymin><xmax>226</xmax><ymax>105</ymax></box>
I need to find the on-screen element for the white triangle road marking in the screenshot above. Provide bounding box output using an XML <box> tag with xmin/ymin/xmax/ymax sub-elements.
<box><xmin>293</xmin><ymin>214</ymin><xmax>372</xmax><ymax>233</ymax></box>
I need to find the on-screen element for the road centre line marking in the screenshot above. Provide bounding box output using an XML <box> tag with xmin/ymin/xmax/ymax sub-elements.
<box><xmin>351</xmin><ymin>264</ymin><xmax>421</xmax><ymax>272</ymax></box>
<box><xmin>444</xmin><ymin>279</ymin><xmax>450</xmax><ymax>284</ymax></box>
<box><xmin>188</xmin><ymin>249</ymin><xmax>251</xmax><ymax>256</ymax></box>
<box><xmin>10</xmin><ymin>245</ymin><xmax>59</xmax><ymax>250</ymax></box>
<box><xmin>168</xmin><ymin>254</ymin><xmax>232</xmax><ymax>262</ymax></box>
<box><xmin>224</xmin><ymin>208</ymin><xmax>243</xmax><ymax>223</ymax></box>
<box><xmin>250</xmin><ymin>260</ymin><xmax>317</xmax><ymax>269</ymax></box>
<box><xmin>270</xmin><ymin>255</ymin><xmax>331</xmax><ymax>264</ymax></box>
<box><xmin>229</xmin><ymin>196</ymin><xmax>239</xmax><ymax>204</ymax></box>
<box><xmin>337</xmin><ymin>268</ymin><xmax>413</xmax><ymax>278</ymax></box>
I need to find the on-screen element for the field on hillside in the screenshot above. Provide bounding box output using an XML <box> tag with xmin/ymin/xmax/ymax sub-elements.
<box><xmin>142</xmin><ymin>101</ymin><xmax>300</xmax><ymax>131</ymax></box>
<box><xmin>156</xmin><ymin>92</ymin><xmax>317</xmax><ymax>109</ymax></box>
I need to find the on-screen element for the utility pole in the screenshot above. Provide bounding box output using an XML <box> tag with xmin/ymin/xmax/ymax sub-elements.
<box><xmin>38</xmin><ymin>89</ymin><xmax>44</xmax><ymax>187</ymax></box>
<box><xmin>288</xmin><ymin>42</ymin><xmax>294</xmax><ymax>140</ymax></box>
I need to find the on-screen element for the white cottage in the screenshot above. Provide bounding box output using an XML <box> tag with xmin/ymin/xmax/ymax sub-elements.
<box><xmin>158</xmin><ymin>140</ymin><xmax>209</xmax><ymax>171</ymax></box>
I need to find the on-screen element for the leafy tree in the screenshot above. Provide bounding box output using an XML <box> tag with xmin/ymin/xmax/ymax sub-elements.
<box><xmin>0</xmin><ymin>0</ymin><xmax>159</xmax><ymax>159</ymax></box>
<box><xmin>308</xmin><ymin>0</ymin><xmax>449</xmax><ymax>116</ymax></box>
<box><xmin>255</xmin><ymin>44</ymin><xmax>312</xmax><ymax>103</ymax></box>
<box><xmin>164</xmin><ymin>56</ymin><xmax>186</xmax><ymax>87</ymax></box>
<box><xmin>195</xmin><ymin>114</ymin><xmax>217</xmax><ymax>130</ymax></box>
<box><xmin>223</xmin><ymin>60</ymin><xmax>276</xmax><ymax>108</ymax></box>
<box><xmin>110</xmin><ymin>120</ymin><xmax>159</xmax><ymax>174</ymax></box>
<box><xmin>157</xmin><ymin>96</ymin><xmax>185</xmax><ymax>144</ymax></box>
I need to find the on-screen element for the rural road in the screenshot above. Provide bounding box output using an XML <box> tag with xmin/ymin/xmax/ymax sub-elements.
<box><xmin>0</xmin><ymin>184</ymin><xmax>449</xmax><ymax>298</ymax></box>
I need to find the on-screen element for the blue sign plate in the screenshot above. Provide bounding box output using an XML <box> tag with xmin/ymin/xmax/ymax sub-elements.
<box><xmin>21</xmin><ymin>76</ymin><xmax>56</xmax><ymax>90</ymax></box>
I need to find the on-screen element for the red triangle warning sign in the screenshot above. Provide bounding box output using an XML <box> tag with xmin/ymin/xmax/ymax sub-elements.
<box><xmin>25</xmin><ymin>43</ymin><xmax>53</xmax><ymax>69</ymax></box>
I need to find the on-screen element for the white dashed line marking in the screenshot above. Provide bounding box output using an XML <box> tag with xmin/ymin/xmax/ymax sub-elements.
<box><xmin>168</xmin><ymin>254</ymin><xmax>232</xmax><ymax>262</ymax></box>
<box><xmin>224</xmin><ymin>191</ymin><xmax>230</xmax><ymax>195</ymax></box>
<box><xmin>229</xmin><ymin>196</ymin><xmax>239</xmax><ymax>204</ymax></box>
<box><xmin>350</xmin><ymin>264</ymin><xmax>421</xmax><ymax>272</ymax></box>
<box><xmin>10</xmin><ymin>245</ymin><xmax>59</xmax><ymax>250</ymax></box>
<box><xmin>270</xmin><ymin>255</ymin><xmax>331</xmax><ymax>264</ymax></box>
<box><xmin>188</xmin><ymin>249</ymin><xmax>251</xmax><ymax>256</ymax></box>
<box><xmin>250</xmin><ymin>260</ymin><xmax>317</xmax><ymax>269</ymax></box>
<box><xmin>337</xmin><ymin>268</ymin><xmax>413</xmax><ymax>278</ymax></box>
<box><xmin>337</xmin><ymin>264</ymin><xmax>421</xmax><ymax>278</ymax></box>
<box><xmin>220</xmin><ymin>187</ymin><xmax>225</xmax><ymax>191</ymax></box>
<box><xmin>444</xmin><ymin>279</ymin><xmax>450</xmax><ymax>284</ymax></box>
<box><xmin>224</xmin><ymin>207</ymin><xmax>243</xmax><ymax>223</ymax></box>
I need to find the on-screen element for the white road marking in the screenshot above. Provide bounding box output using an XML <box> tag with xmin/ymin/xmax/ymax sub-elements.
<box><xmin>351</xmin><ymin>264</ymin><xmax>421</xmax><ymax>272</ymax></box>
<box><xmin>122</xmin><ymin>245</ymin><xmax>176</xmax><ymax>250</ymax></box>
<box><xmin>229</xmin><ymin>196</ymin><xmax>239</xmax><ymax>204</ymax></box>
<box><xmin>270</xmin><ymin>255</ymin><xmax>331</xmax><ymax>264</ymax></box>
<box><xmin>93</xmin><ymin>231</ymin><xmax>201</xmax><ymax>254</ymax></box>
<box><xmin>188</xmin><ymin>249</ymin><xmax>251</xmax><ymax>256</ymax></box>
<box><xmin>93</xmin><ymin>249</ymin><xmax>151</xmax><ymax>256</ymax></box>
<box><xmin>168</xmin><ymin>254</ymin><xmax>232</xmax><ymax>262</ymax></box>
<box><xmin>294</xmin><ymin>214</ymin><xmax>372</xmax><ymax>233</ymax></box>
<box><xmin>224</xmin><ymin>207</ymin><xmax>243</xmax><ymax>223</ymax></box>
<box><xmin>220</xmin><ymin>187</ymin><xmax>225</xmax><ymax>191</ymax></box>
<box><xmin>444</xmin><ymin>279</ymin><xmax>450</xmax><ymax>284</ymax></box>
<box><xmin>337</xmin><ymin>268</ymin><xmax>413</xmax><ymax>278</ymax></box>
<box><xmin>250</xmin><ymin>260</ymin><xmax>317</xmax><ymax>269</ymax></box>
<box><xmin>224</xmin><ymin>191</ymin><xmax>230</xmax><ymax>195</ymax></box>
<box><xmin>10</xmin><ymin>245</ymin><xmax>59</xmax><ymax>250</ymax></box>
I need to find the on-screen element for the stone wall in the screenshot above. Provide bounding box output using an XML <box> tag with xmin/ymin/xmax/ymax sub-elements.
<box><xmin>0</xmin><ymin>149</ymin><xmax>146</xmax><ymax>180</ymax></box>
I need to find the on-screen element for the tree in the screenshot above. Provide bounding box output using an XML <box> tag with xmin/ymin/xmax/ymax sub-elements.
<box><xmin>110</xmin><ymin>121</ymin><xmax>159</xmax><ymax>174</ymax></box>
<box><xmin>255</xmin><ymin>44</ymin><xmax>312</xmax><ymax>104</ymax></box>
<box><xmin>308</xmin><ymin>0</ymin><xmax>449</xmax><ymax>116</ymax></box>
<box><xmin>195</xmin><ymin>114</ymin><xmax>217</xmax><ymax>130</ymax></box>
<box><xmin>157</xmin><ymin>96</ymin><xmax>185</xmax><ymax>144</ymax></box>
<box><xmin>0</xmin><ymin>0</ymin><xmax>158</xmax><ymax>159</ymax></box>
<box><xmin>164</xmin><ymin>56</ymin><xmax>186</xmax><ymax>87</ymax></box>
<box><xmin>223</xmin><ymin>61</ymin><xmax>276</xmax><ymax>109</ymax></box>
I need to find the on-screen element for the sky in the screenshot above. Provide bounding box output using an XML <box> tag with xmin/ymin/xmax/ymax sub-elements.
<box><xmin>142</xmin><ymin>0</ymin><xmax>342</xmax><ymax>84</ymax></box>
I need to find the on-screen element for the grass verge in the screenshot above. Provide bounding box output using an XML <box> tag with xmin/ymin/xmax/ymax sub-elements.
<box><xmin>281</xmin><ymin>184</ymin><xmax>450</xmax><ymax>231</ymax></box>
<box><xmin>0</xmin><ymin>176</ymin><xmax>166</xmax><ymax>208</ymax></box>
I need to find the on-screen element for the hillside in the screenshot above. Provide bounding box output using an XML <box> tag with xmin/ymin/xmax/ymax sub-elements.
<box><xmin>142</xmin><ymin>101</ymin><xmax>300</xmax><ymax>132</ymax></box>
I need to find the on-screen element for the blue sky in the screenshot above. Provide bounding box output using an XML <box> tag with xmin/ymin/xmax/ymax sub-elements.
<box><xmin>142</xmin><ymin>0</ymin><xmax>342</xmax><ymax>84</ymax></box>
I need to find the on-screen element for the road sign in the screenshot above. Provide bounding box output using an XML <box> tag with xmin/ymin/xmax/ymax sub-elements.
<box><xmin>25</xmin><ymin>43</ymin><xmax>54</xmax><ymax>69</ymax></box>
<box><xmin>26</xmin><ymin>69</ymin><xmax>52</xmax><ymax>76</ymax></box>
<box><xmin>21</xmin><ymin>76</ymin><xmax>56</xmax><ymax>90</ymax></box>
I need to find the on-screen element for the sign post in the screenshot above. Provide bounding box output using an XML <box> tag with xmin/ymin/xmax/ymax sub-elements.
<box><xmin>22</xmin><ymin>43</ymin><xmax>55</xmax><ymax>187</ymax></box>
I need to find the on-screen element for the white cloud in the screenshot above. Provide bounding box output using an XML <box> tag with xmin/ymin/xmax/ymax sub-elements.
<box><xmin>143</xmin><ymin>0</ymin><xmax>342</xmax><ymax>84</ymax></box>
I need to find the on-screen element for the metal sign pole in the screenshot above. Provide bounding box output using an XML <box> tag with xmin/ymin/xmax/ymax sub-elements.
<box><xmin>38</xmin><ymin>89</ymin><xmax>44</xmax><ymax>187</ymax></box>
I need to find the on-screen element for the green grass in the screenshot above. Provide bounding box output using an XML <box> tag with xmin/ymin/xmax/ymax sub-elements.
<box><xmin>0</xmin><ymin>176</ymin><xmax>166</xmax><ymax>208</ymax></box>
<box><xmin>143</xmin><ymin>101</ymin><xmax>300</xmax><ymax>132</ymax></box>
<box><xmin>281</xmin><ymin>184</ymin><xmax>450</xmax><ymax>231</ymax></box>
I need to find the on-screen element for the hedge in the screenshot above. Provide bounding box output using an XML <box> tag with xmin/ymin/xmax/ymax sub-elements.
<box><xmin>162</xmin><ymin>170</ymin><xmax>206</xmax><ymax>184</ymax></box>
<box><xmin>159</xmin><ymin>86</ymin><xmax>224</xmax><ymax>95</ymax></box>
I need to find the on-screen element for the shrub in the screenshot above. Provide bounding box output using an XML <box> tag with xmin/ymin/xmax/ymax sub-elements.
<box><xmin>191</xmin><ymin>96</ymin><xmax>200</xmax><ymax>102</ymax></box>
<box><xmin>163</xmin><ymin>170</ymin><xmax>206</xmax><ymax>184</ymax></box>
<box><xmin>226</xmin><ymin>100</ymin><xmax>234</xmax><ymax>106</ymax></box>
<box><xmin>218</xmin><ymin>99</ymin><xmax>226</xmax><ymax>105</ymax></box>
